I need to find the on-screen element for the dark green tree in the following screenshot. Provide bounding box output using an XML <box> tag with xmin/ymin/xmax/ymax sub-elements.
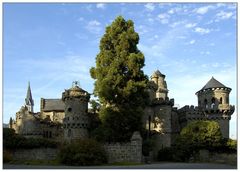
<box><xmin>90</xmin><ymin>16</ymin><xmax>148</xmax><ymax>142</ymax></box>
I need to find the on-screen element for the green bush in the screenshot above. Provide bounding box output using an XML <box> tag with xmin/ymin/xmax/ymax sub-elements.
<box><xmin>58</xmin><ymin>139</ymin><xmax>107</xmax><ymax>166</ymax></box>
<box><xmin>180</xmin><ymin>120</ymin><xmax>222</xmax><ymax>149</ymax></box>
<box><xmin>3</xmin><ymin>128</ymin><xmax>58</xmax><ymax>149</ymax></box>
<box><xmin>170</xmin><ymin>120</ymin><xmax>223</xmax><ymax>162</ymax></box>
<box><xmin>226</xmin><ymin>139</ymin><xmax>237</xmax><ymax>152</ymax></box>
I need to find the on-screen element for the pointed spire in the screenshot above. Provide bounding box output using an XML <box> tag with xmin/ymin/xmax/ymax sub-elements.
<box><xmin>25</xmin><ymin>82</ymin><xmax>34</xmax><ymax>112</ymax></box>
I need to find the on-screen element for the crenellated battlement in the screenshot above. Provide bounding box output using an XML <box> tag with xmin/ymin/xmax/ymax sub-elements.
<box><xmin>178</xmin><ymin>104</ymin><xmax>233</xmax><ymax>121</ymax></box>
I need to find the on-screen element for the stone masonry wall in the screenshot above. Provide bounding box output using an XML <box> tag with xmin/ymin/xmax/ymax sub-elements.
<box><xmin>194</xmin><ymin>149</ymin><xmax>237</xmax><ymax>165</ymax></box>
<box><xmin>104</xmin><ymin>131</ymin><xmax>142</xmax><ymax>163</ymax></box>
<box><xmin>12</xmin><ymin>148</ymin><xmax>58</xmax><ymax>161</ymax></box>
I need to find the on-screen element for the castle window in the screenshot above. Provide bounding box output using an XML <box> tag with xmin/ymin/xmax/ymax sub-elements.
<box><xmin>67</xmin><ymin>107</ymin><xmax>72</xmax><ymax>112</ymax></box>
<box><xmin>220</xmin><ymin>97</ymin><xmax>222</xmax><ymax>104</ymax></box>
<box><xmin>211</xmin><ymin>98</ymin><xmax>215</xmax><ymax>109</ymax></box>
<box><xmin>49</xmin><ymin>131</ymin><xmax>52</xmax><ymax>138</ymax></box>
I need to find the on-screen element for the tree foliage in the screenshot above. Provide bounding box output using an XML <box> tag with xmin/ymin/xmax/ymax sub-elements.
<box><xmin>58</xmin><ymin>139</ymin><xmax>107</xmax><ymax>166</ymax></box>
<box><xmin>180</xmin><ymin>120</ymin><xmax>222</xmax><ymax>148</ymax></box>
<box><xmin>90</xmin><ymin>16</ymin><xmax>148</xmax><ymax>107</ymax></box>
<box><xmin>90</xmin><ymin>16</ymin><xmax>148</xmax><ymax>142</ymax></box>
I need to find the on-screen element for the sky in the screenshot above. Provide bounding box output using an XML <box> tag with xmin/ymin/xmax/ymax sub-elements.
<box><xmin>3</xmin><ymin>2</ymin><xmax>237</xmax><ymax>139</ymax></box>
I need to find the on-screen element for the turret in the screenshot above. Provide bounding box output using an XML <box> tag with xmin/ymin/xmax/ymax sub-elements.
<box><xmin>195</xmin><ymin>77</ymin><xmax>234</xmax><ymax>138</ymax></box>
<box><xmin>195</xmin><ymin>77</ymin><xmax>234</xmax><ymax>114</ymax></box>
<box><xmin>25</xmin><ymin>82</ymin><xmax>34</xmax><ymax>112</ymax></box>
<box><xmin>62</xmin><ymin>81</ymin><xmax>90</xmax><ymax>141</ymax></box>
<box><xmin>150</xmin><ymin>70</ymin><xmax>168</xmax><ymax>100</ymax></box>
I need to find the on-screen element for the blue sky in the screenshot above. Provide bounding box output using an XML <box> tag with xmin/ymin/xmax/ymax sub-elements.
<box><xmin>3</xmin><ymin>3</ymin><xmax>237</xmax><ymax>139</ymax></box>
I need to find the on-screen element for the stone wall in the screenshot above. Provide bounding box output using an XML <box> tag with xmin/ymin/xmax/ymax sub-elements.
<box><xmin>194</xmin><ymin>149</ymin><xmax>237</xmax><ymax>165</ymax></box>
<box><xmin>104</xmin><ymin>131</ymin><xmax>142</xmax><ymax>163</ymax></box>
<box><xmin>12</xmin><ymin>148</ymin><xmax>58</xmax><ymax>161</ymax></box>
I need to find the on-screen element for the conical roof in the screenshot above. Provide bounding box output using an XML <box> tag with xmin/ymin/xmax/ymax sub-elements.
<box><xmin>196</xmin><ymin>77</ymin><xmax>230</xmax><ymax>94</ymax></box>
<box><xmin>202</xmin><ymin>77</ymin><xmax>226</xmax><ymax>90</ymax></box>
<box><xmin>25</xmin><ymin>82</ymin><xmax>34</xmax><ymax>105</ymax></box>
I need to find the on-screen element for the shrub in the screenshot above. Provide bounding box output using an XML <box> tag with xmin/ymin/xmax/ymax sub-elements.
<box><xmin>58</xmin><ymin>139</ymin><xmax>107</xmax><ymax>166</ymax></box>
<box><xmin>180</xmin><ymin>120</ymin><xmax>222</xmax><ymax>149</ymax></box>
<box><xmin>226</xmin><ymin>139</ymin><xmax>237</xmax><ymax>152</ymax></box>
<box><xmin>3</xmin><ymin>128</ymin><xmax>58</xmax><ymax>149</ymax></box>
<box><xmin>169</xmin><ymin>120</ymin><xmax>223</xmax><ymax>162</ymax></box>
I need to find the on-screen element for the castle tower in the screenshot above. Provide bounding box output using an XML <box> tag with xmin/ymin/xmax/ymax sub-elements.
<box><xmin>25</xmin><ymin>82</ymin><xmax>34</xmax><ymax>112</ymax></box>
<box><xmin>62</xmin><ymin>81</ymin><xmax>90</xmax><ymax>141</ymax></box>
<box><xmin>195</xmin><ymin>77</ymin><xmax>234</xmax><ymax>138</ymax></box>
<box><xmin>150</xmin><ymin>70</ymin><xmax>168</xmax><ymax>100</ymax></box>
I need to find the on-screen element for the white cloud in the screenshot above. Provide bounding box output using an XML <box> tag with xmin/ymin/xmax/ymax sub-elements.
<box><xmin>185</xmin><ymin>23</ymin><xmax>197</xmax><ymax>28</ymax></box>
<box><xmin>167</xmin><ymin>7</ymin><xmax>181</xmax><ymax>14</ymax></box>
<box><xmin>194</xmin><ymin>27</ymin><xmax>211</xmax><ymax>34</ymax></box>
<box><xmin>136</xmin><ymin>25</ymin><xmax>149</xmax><ymax>35</ymax></box>
<box><xmin>89</xmin><ymin>20</ymin><xmax>101</xmax><ymax>26</ymax></box>
<box><xmin>189</xmin><ymin>40</ymin><xmax>196</xmax><ymax>44</ymax></box>
<box><xmin>195</xmin><ymin>5</ymin><xmax>214</xmax><ymax>14</ymax></box>
<box><xmin>148</xmin><ymin>18</ymin><xmax>154</xmax><ymax>23</ymax></box>
<box><xmin>227</xmin><ymin>3</ymin><xmax>237</xmax><ymax>9</ymax></box>
<box><xmin>145</xmin><ymin>3</ymin><xmax>155</xmax><ymax>12</ymax></box>
<box><xmin>85</xmin><ymin>20</ymin><xmax>102</xmax><ymax>34</ymax></box>
<box><xmin>216</xmin><ymin>11</ymin><xmax>233</xmax><ymax>21</ymax></box>
<box><xmin>169</xmin><ymin>20</ymin><xmax>185</xmax><ymax>28</ymax></box>
<box><xmin>157</xmin><ymin>13</ymin><xmax>170</xmax><ymax>24</ymax></box>
<box><xmin>96</xmin><ymin>3</ymin><xmax>105</xmax><ymax>9</ymax></box>
<box><xmin>168</xmin><ymin>9</ymin><xmax>174</xmax><ymax>14</ymax></box>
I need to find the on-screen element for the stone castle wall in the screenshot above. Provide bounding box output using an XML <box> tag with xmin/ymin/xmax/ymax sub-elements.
<box><xmin>12</xmin><ymin>148</ymin><xmax>58</xmax><ymax>161</ymax></box>
<box><xmin>178</xmin><ymin>105</ymin><xmax>230</xmax><ymax>138</ymax></box>
<box><xmin>103</xmin><ymin>132</ymin><xmax>142</xmax><ymax>163</ymax></box>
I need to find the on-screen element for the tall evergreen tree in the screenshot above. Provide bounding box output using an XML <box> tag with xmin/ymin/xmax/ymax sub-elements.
<box><xmin>90</xmin><ymin>16</ymin><xmax>148</xmax><ymax>142</ymax></box>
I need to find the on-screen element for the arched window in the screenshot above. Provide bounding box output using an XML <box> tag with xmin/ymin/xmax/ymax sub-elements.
<box><xmin>220</xmin><ymin>97</ymin><xmax>222</xmax><ymax>104</ymax></box>
<box><xmin>211</xmin><ymin>97</ymin><xmax>215</xmax><ymax>109</ymax></box>
<box><xmin>211</xmin><ymin>97</ymin><xmax>215</xmax><ymax>104</ymax></box>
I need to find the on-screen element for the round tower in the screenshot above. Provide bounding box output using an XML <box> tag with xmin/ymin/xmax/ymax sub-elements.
<box><xmin>195</xmin><ymin>77</ymin><xmax>234</xmax><ymax>138</ymax></box>
<box><xmin>150</xmin><ymin>70</ymin><xmax>168</xmax><ymax>100</ymax></box>
<box><xmin>62</xmin><ymin>82</ymin><xmax>90</xmax><ymax>141</ymax></box>
<box><xmin>195</xmin><ymin>77</ymin><xmax>233</xmax><ymax>112</ymax></box>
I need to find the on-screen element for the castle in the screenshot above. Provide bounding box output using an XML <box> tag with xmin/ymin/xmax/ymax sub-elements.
<box><xmin>9</xmin><ymin>70</ymin><xmax>235</xmax><ymax>154</ymax></box>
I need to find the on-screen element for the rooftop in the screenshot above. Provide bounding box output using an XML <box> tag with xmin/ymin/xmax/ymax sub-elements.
<box><xmin>196</xmin><ymin>77</ymin><xmax>231</xmax><ymax>94</ymax></box>
<box><xmin>41</xmin><ymin>99</ymin><xmax>65</xmax><ymax>112</ymax></box>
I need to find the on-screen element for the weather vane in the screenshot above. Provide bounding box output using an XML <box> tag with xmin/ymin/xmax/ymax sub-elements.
<box><xmin>72</xmin><ymin>81</ymin><xmax>80</xmax><ymax>87</ymax></box>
